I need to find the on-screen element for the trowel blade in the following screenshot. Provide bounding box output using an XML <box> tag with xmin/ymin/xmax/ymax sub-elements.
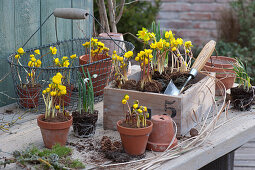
<box><xmin>164</xmin><ymin>79</ymin><xmax>180</xmax><ymax>96</ymax></box>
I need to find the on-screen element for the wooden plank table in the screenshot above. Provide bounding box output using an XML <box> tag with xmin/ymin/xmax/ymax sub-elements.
<box><xmin>156</xmin><ymin>108</ymin><xmax>255</xmax><ymax>170</ymax></box>
<box><xmin>0</xmin><ymin>101</ymin><xmax>255</xmax><ymax>170</ymax></box>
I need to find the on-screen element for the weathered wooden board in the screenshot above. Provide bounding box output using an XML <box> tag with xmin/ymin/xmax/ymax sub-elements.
<box><xmin>15</xmin><ymin>0</ymin><xmax>41</xmax><ymax>48</ymax></box>
<box><xmin>0</xmin><ymin>0</ymin><xmax>93</xmax><ymax>107</ymax></box>
<box><xmin>41</xmin><ymin>0</ymin><xmax>72</xmax><ymax>45</ymax></box>
<box><xmin>103</xmin><ymin>72</ymin><xmax>215</xmax><ymax>135</ymax></box>
<box><xmin>72</xmin><ymin>0</ymin><xmax>93</xmax><ymax>39</ymax></box>
<box><xmin>0</xmin><ymin>0</ymin><xmax>16</xmax><ymax>106</ymax></box>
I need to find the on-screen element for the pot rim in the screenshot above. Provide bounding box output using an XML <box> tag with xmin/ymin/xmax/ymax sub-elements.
<box><xmin>206</xmin><ymin>56</ymin><xmax>237</xmax><ymax>67</ymax></box>
<box><xmin>117</xmin><ymin>119</ymin><xmax>153</xmax><ymax>136</ymax></box>
<box><xmin>37</xmin><ymin>114</ymin><xmax>73</xmax><ymax>130</ymax></box>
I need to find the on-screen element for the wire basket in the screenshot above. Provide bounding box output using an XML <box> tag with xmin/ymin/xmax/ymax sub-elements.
<box><xmin>7</xmin><ymin>9</ymin><xmax>134</xmax><ymax>112</ymax></box>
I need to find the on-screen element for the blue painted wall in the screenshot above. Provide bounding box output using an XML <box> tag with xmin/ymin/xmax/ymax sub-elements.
<box><xmin>0</xmin><ymin>0</ymin><xmax>93</xmax><ymax>107</ymax></box>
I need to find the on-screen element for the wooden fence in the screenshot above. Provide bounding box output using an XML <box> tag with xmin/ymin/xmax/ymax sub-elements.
<box><xmin>0</xmin><ymin>0</ymin><xmax>93</xmax><ymax>107</ymax></box>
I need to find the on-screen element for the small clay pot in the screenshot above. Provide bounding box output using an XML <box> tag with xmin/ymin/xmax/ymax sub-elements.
<box><xmin>99</xmin><ymin>32</ymin><xmax>125</xmax><ymax>55</ymax></box>
<box><xmin>79</xmin><ymin>54</ymin><xmax>112</xmax><ymax>96</ymax></box>
<box><xmin>230</xmin><ymin>86</ymin><xmax>254</xmax><ymax>111</ymax></box>
<box><xmin>37</xmin><ymin>114</ymin><xmax>72</xmax><ymax>149</ymax></box>
<box><xmin>147</xmin><ymin>115</ymin><xmax>178</xmax><ymax>152</ymax></box>
<box><xmin>117</xmin><ymin>120</ymin><xmax>153</xmax><ymax>156</ymax></box>
<box><xmin>203</xmin><ymin>56</ymin><xmax>237</xmax><ymax>96</ymax></box>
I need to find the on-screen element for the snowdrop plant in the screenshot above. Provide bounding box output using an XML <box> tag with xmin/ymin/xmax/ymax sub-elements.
<box><xmin>78</xmin><ymin>67</ymin><xmax>97</xmax><ymax>114</ymax></box>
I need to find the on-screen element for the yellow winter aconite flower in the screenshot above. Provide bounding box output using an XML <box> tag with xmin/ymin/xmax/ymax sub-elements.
<box><xmin>172</xmin><ymin>47</ymin><xmax>177</xmax><ymax>51</ymax></box>
<box><xmin>34</xmin><ymin>49</ymin><xmax>40</xmax><ymax>55</ymax></box>
<box><xmin>137</xmin><ymin>27</ymin><xmax>150</xmax><ymax>42</ymax></box>
<box><xmin>63</xmin><ymin>60</ymin><xmax>70</xmax><ymax>67</ymax></box>
<box><xmin>97</xmin><ymin>41</ymin><xmax>104</xmax><ymax>47</ymax></box>
<box><xmin>133</xmin><ymin>104</ymin><xmax>138</xmax><ymax>109</ymax></box>
<box><xmin>112</xmin><ymin>55</ymin><xmax>117</xmax><ymax>60</ymax></box>
<box><xmin>30</xmin><ymin>54</ymin><xmax>35</xmax><ymax>58</ymax></box>
<box><xmin>124</xmin><ymin>51</ymin><xmax>133</xmax><ymax>58</ymax></box>
<box><xmin>122</xmin><ymin>99</ymin><xmax>127</xmax><ymax>104</ymax></box>
<box><xmin>15</xmin><ymin>55</ymin><xmax>20</xmax><ymax>59</ymax></box>
<box><xmin>176</xmin><ymin>38</ymin><xmax>183</xmax><ymax>46</ymax></box>
<box><xmin>135</xmin><ymin>57</ymin><xmax>140</xmax><ymax>61</ymax></box>
<box><xmin>50</xmin><ymin>91</ymin><xmax>54</xmax><ymax>96</ymax></box>
<box><xmin>82</xmin><ymin>42</ymin><xmax>90</xmax><ymax>47</ymax></box>
<box><xmin>17</xmin><ymin>48</ymin><xmax>25</xmax><ymax>55</ymax></box>
<box><xmin>56</xmin><ymin>72</ymin><xmax>62</xmax><ymax>78</ymax></box>
<box><xmin>137</xmin><ymin>109</ymin><xmax>143</xmax><ymax>114</ymax></box>
<box><xmin>60</xmin><ymin>89</ymin><xmax>67</xmax><ymax>95</ymax></box>
<box><xmin>143</xmin><ymin>106</ymin><xmax>147</xmax><ymax>112</ymax></box>
<box><xmin>144</xmin><ymin>58</ymin><xmax>149</xmax><ymax>65</ymax></box>
<box><xmin>150</xmin><ymin>43</ymin><xmax>156</xmax><ymax>49</ymax></box>
<box><xmin>165</xmin><ymin>31</ymin><xmax>170</xmax><ymax>39</ymax></box>
<box><xmin>37</xmin><ymin>59</ymin><xmax>42</xmax><ymax>66</ymax></box>
<box><xmin>156</xmin><ymin>39</ymin><xmax>164</xmax><ymax>50</ymax></box>
<box><xmin>119</xmin><ymin>57</ymin><xmax>124</xmax><ymax>62</ymax></box>
<box><xmin>31</xmin><ymin>57</ymin><xmax>36</xmax><ymax>62</ymax></box>
<box><xmin>113</xmin><ymin>50</ymin><xmax>116</xmax><ymax>54</ymax></box>
<box><xmin>55</xmin><ymin>105</ymin><xmax>60</xmax><ymax>110</ymax></box>
<box><xmin>70</xmin><ymin>54</ymin><xmax>77</xmax><ymax>59</ymax></box>
<box><xmin>46</xmin><ymin>88</ymin><xmax>50</xmax><ymax>92</ymax></box>
<box><xmin>50</xmin><ymin>46</ymin><xmax>57</xmax><ymax>55</ymax></box>
<box><xmin>52</xmin><ymin>75</ymin><xmax>61</xmax><ymax>85</ymax></box>
<box><xmin>185</xmin><ymin>41</ymin><xmax>193</xmax><ymax>48</ymax></box>
<box><xmin>28</xmin><ymin>73</ymin><xmax>33</xmax><ymax>77</ymax></box>
<box><xmin>54</xmin><ymin>58</ymin><xmax>60</xmax><ymax>65</ymax></box>
<box><xmin>124</xmin><ymin>94</ymin><xmax>129</xmax><ymax>100</ymax></box>
<box><xmin>58</xmin><ymin>84</ymin><xmax>66</xmax><ymax>91</ymax></box>
<box><xmin>42</xmin><ymin>90</ymin><xmax>46</xmax><ymax>94</ymax></box>
<box><xmin>28</xmin><ymin>61</ymin><xmax>33</xmax><ymax>67</ymax></box>
<box><xmin>62</xmin><ymin>56</ymin><xmax>68</xmax><ymax>60</ymax></box>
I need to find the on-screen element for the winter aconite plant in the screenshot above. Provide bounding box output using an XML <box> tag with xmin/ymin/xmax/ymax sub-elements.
<box><xmin>82</xmin><ymin>38</ymin><xmax>110</xmax><ymax>62</ymax></box>
<box><xmin>42</xmin><ymin>72</ymin><xmax>67</xmax><ymax>119</ymax></box>
<box><xmin>121</xmin><ymin>94</ymin><xmax>149</xmax><ymax>128</ymax></box>
<box><xmin>54</xmin><ymin>52</ymin><xmax>77</xmax><ymax>85</ymax></box>
<box><xmin>137</xmin><ymin>26</ymin><xmax>194</xmax><ymax>75</ymax></box>
<box><xmin>112</xmin><ymin>50</ymin><xmax>134</xmax><ymax>88</ymax></box>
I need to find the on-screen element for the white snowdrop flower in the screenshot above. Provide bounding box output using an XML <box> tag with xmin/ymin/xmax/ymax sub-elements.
<box><xmin>83</xmin><ymin>78</ymin><xmax>89</xmax><ymax>83</ymax></box>
<box><xmin>92</xmin><ymin>74</ymin><xmax>98</xmax><ymax>78</ymax></box>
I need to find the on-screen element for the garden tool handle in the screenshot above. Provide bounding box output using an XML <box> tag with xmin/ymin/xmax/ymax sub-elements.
<box><xmin>53</xmin><ymin>8</ymin><xmax>89</xmax><ymax>20</ymax></box>
<box><xmin>191</xmin><ymin>40</ymin><xmax>216</xmax><ymax>71</ymax></box>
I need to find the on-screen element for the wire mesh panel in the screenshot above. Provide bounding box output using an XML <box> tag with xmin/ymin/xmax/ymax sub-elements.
<box><xmin>8</xmin><ymin>38</ymin><xmax>134</xmax><ymax>112</ymax></box>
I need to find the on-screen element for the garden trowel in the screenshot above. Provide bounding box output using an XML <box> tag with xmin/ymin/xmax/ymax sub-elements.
<box><xmin>164</xmin><ymin>40</ymin><xmax>216</xmax><ymax>96</ymax></box>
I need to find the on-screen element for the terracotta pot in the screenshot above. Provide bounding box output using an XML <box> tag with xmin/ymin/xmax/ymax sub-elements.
<box><xmin>79</xmin><ymin>54</ymin><xmax>112</xmax><ymax>96</ymax></box>
<box><xmin>99</xmin><ymin>32</ymin><xmax>126</xmax><ymax>55</ymax></box>
<box><xmin>117</xmin><ymin>120</ymin><xmax>153</xmax><ymax>156</ymax></box>
<box><xmin>203</xmin><ymin>56</ymin><xmax>237</xmax><ymax>96</ymax></box>
<box><xmin>37</xmin><ymin>114</ymin><xmax>73</xmax><ymax>149</ymax></box>
<box><xmin>17</xmin><ymin>84</ymin><xmax>41</xmax><ymax>108</ymax></box>
<box><xmin>147</xmin><ymin>115</ymin><xmax>178</xmax><ymax>152</ymax></box>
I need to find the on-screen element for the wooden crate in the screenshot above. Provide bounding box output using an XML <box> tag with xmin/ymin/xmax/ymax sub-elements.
<box><xmin>103</xmin><ymin>72</ymin><xmax>215</xmax><ymax>136</ymax></box>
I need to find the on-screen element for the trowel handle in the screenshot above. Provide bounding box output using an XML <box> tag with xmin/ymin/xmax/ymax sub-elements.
<box><xmin>191</xmin><ymin>40</ymin><xmax>216</xmax><ymax>71</ymax></box>
<box><xmin>53</xmin><ymin>8</ymin><xmax>89</xmax><ymax>19</ymax></box>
